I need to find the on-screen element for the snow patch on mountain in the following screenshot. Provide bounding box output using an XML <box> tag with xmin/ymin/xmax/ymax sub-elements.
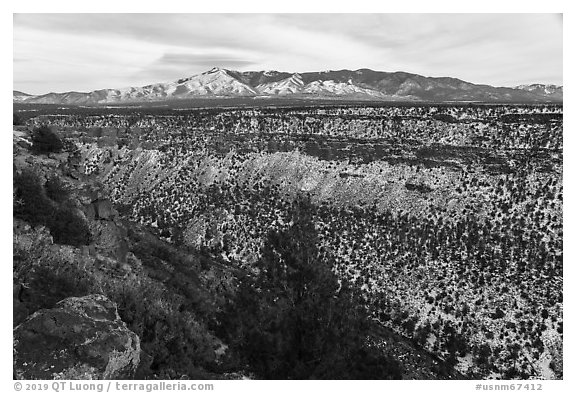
<box><xmin>13</xmin><ymin>91</ymin><xmax>35</xmax><ymax>102</ymax></box>
<box><xmin>256</xmin><ymin>74</ymin><xmax>305</xmax><ymax>95</ymax></box>
<box><xmin>515</xmin><ymin>84</ymin><xmax>563</xmax><ymax>96</ymax></box>
<box><xmin>303</xmin><ymin>80</ymin><xmax>385</xmax><ymax>98</ymax></box>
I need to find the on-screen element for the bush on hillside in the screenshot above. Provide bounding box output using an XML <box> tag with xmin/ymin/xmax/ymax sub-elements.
<box><xmin>13</xmin><ymin>169</ymin><xmax>52</xmax><ymax>225</ymax></box>
<box><xmin>31</xmin><ymin>125</ymin><xmax>63</xmax><ymax>154</ymax></box>
<box><xmin>45</xmin><ymin>176</ymin><xmax>71</xmax><ymax>203</ymax></box>
<box><xmin>49</xmin><ymin>207</ymin><xmax>92</xmax><ymax>247</ymax></box>
<box><xmin>13</xmin><ymin>169</ymin><xmax>91</xmax><ymax>247</ymax></box>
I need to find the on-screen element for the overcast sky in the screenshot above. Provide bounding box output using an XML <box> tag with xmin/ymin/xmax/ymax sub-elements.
<box><xmin>13</xmin><ymin>13</ymin><xmax>563</xmax><ymax>94</ymax></box>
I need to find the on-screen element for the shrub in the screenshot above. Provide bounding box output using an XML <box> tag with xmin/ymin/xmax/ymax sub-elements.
<box><xmin>14</xmin><ymin>170</ymin><xmax>91</xmax><ymax>246</ymax></box>
<box><xmin>13</xmin><ymin>169</ymin><xmax>53</xmax><ymax>225</ymax></box>
<box><xmin>13</xmin><ymin>226</ymin><xmax>94</xmax><ymax>326</ymax></box>
<box><xmin>31</xmin><ymin>125</ymin><xmax>63</xmax><ymax>154</ymax></box>
<box><xmin>45</xmin><ymin>176</ymin><xmax>71</xmax><ymax>203</ymax></box>
<box><xmin>432</xmin><ymin>113</ymin><xmax>459</xmax><ymax>123</ymax></box>
<box><xmin>49</xmin><ymin>207</ymin><xmax>92</xmax><ymax>247</ymax></box>
<box><xmin>491</xmin><ymin>307</ymin><xmax>505</xmax><ymax>319</ymax></box>
<box><xmin>113</xmin><ymin>280</ymin><xmax>218</xmax><ymax>379</ymax></box>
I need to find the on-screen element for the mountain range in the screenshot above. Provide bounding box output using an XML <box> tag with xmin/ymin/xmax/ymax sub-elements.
<box><xmin>14</xmin><ymin>67</ymin><xmax>563</xmax><ymax>105</ymax></box>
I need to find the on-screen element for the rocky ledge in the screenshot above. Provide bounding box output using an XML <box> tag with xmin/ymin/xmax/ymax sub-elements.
<box><xmin>14</xmin><ymin>294</ymin><xmax>140</xmax><ymax>379</ymax></box>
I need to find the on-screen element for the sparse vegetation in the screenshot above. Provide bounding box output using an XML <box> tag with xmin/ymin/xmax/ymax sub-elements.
<box><xmin>14</xmin><ymin>103</ymin><xmax>562</xmax><ymax>380</ymax></box>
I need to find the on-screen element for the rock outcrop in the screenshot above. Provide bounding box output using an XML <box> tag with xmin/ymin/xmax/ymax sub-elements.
<box><xmin>14</xmin><ymin>294</ymin><xmax>140</xmax><ymax>380</ymax></box>
<box><xmin>92</xmin><ymin>199</ymin><xmax>118</xmax><ymax>221</ymax></box>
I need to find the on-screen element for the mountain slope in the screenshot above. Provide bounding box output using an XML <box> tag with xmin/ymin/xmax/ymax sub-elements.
<box><xmin>515</xmin><ymin>84</ymin><xmax>563</xmax><ymax>100</ymax></box>
<box><xmin>256</xmin><ymin>73</ymin><xmax>305</xmax><ymax>95</ymax></box>
<box><xmin>15</xmin><ymin>68</ymin><xmax>563</xmax><ymax>104</ymax></box>
<box><xmin>13</xmin><ymin>90</ymin><xmax>33</xmax><ymax>102</ymax></box>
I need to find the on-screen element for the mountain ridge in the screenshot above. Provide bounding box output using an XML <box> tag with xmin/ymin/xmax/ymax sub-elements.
<box><xmin>14</xmin><ymin>67</ymin><xmax>563</xmax><ymax>104</ymax></box>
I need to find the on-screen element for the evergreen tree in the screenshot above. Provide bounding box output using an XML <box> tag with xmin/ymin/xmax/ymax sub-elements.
<box><xmin>31</xmin><ymin>125</ymin><xmax>63</xmax><ymax>154</ymax></box>
<box><xmin>222</xmin><ymin>195</ymin><xmax>401</xmax><ymax>379</ymax></box>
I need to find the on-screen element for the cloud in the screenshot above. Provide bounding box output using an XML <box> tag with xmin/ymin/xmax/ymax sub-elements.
<box><xmin>156</xmin><ymin>53</ymin><xmax>257</xmax><ymax>68</ymax></box>
<box><xmin>13</xmin><ymin>13</ymin><xmax>563</xmax><ymax>94</ymax></box>
<box><xmin>134</xmin><ymin>52</ymin><xmax>259</xmax><ymax>81</ymax></box>
<box><xmin>14</xmin><ymin>14</ymin><xmax>285</xmax><ymax>53</ymax></box>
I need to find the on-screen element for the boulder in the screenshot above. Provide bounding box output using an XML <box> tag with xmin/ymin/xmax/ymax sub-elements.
<box><xmin>90</xmin><ymin>220</ymin><xmax>128</xmax><ymax>263</ymax></box>
<box><xmin>14</xmin><ymin>294</ymin><xmax>140</xmax><ymax>380</ymax></box>
<box><xmin>93</xmin><ymin>199</ymin><xmax>117</xmax><ymax>220</ymax></box>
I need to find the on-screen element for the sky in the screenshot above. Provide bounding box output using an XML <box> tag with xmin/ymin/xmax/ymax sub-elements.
<box><xmin>13</xmin><ymin>13</ymin><xmax>563</xmax><ymax>95</ymax></box>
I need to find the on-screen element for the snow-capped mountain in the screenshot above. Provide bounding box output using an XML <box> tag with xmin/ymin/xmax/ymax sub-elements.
<box><xmin>515</xmin><ymin>84</ymin><xmax>563</xmax><ymax>100</ymax></box>
<box><xmin>173</xmin><ymin>67</ymin><xmax>259</xmax><ymax>96</ymax></box>
<box><xmin>14</xmin><ymin>68</ymin><xmax>563</xmax><ymax>105</ymax></box>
